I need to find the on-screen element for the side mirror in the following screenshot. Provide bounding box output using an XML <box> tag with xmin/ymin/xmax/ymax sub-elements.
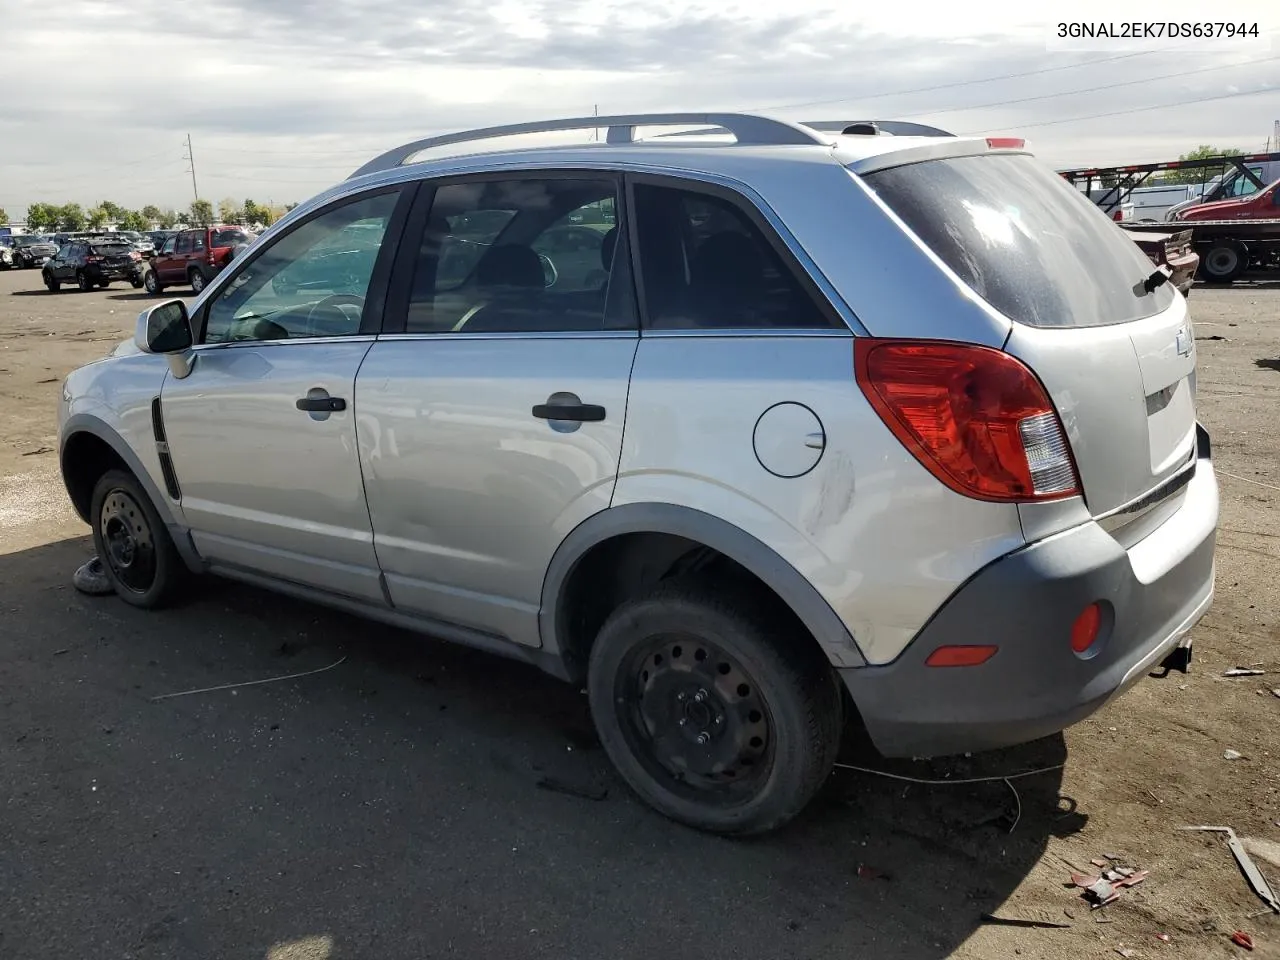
<box><xmin>135</xmin><ymin>300</ymin><xmax>196</xmax><ymax>378</ymax></box>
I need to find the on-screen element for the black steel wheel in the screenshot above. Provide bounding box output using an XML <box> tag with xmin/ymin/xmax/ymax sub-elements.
<box><xmin>588</xmin><ymin>577</ymin><xmax>842</xmax><ymax>836</ymax></box>
<box><xmin>90</xmin><ymin>469</ymin><xmax>186</xmax><ymax>608</ymax></box>
<box><xmin>619</xmin><ymin>632</ymin><xmax>776</xmax><ymax>803</ymax></box>
<box><xmin>98</xmin><ymin>487</ymin><xmax>156</xmax><ymax>594</ymax></box>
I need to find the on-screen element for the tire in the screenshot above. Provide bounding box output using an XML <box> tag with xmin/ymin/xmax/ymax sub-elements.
<box><xmin>90</xmin><ymin>469</ymin><xmax>185</xmax><ymax>609</ymax></box>
<box><xmin>76</xmin><ymin>270</ymin><xmax>93</xmax><ymax>292</ymax></box>
<box><xmin>587</xmin><ymin>577</ymin><xmax>842</xmax><ymax>836</ymax></box>
<box><xmin>1200</xmin><ymin>242</ymin><xmax>1248</xmax><ymax>284</ymax></box>
<box><xmin>188</xmin><ymin>268</ymin><xmax>206</xmax><ymax>294</ymax></box>
<box><xmin>144</xmin><ymin>270</ymin><xmax>163</xmax><ymax>295</ymax></box>
<box><xmin>130</xmin><ymin>277</ymin><xmax>143</xmax><ymax>289</ymax></box>
<box><xmin>43</xmin><ymin>271</ymin><xmax>60</xmax><ymax>292</ymax></box>
<box><xmin>97</xmin><ymin>280</ymin><xmax>110</xmax><ymax>289</ymax></box>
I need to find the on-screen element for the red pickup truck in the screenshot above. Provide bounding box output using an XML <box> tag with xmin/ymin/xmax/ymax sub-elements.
<box><xmin>1174</xmin><ymin>176</ymin><xmax>1280</xmax><ymax>222</ymax></box>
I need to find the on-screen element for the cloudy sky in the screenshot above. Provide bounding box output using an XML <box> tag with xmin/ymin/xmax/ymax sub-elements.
<box><xmin>1</xmin><ymin>0</ymin><xmax>1277</xmax><ymax>218</ymax></box>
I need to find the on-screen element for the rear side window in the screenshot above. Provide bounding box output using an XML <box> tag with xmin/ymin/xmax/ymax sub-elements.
<box><xmin>212</xmin><ymin>228</ymin><xmax>250</xmax><ymax>247</ymax></box>
<box><xmin>176</xmin><ymin>233</ymin><xmax>192</xmax><ymax>254</ymax></box>
<box><xmin>863</xmin><ymin>154</ymin><xmax>1174</xmax><ymax>328</ymax></box>
<box><xmin>632</xmin><ymin>183</ymin><xmax>834</xmax><ymax>330</ymax></box>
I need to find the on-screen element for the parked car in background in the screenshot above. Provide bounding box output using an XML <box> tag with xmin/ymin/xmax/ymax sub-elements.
<box><xmin>1165</xmin><ymin>161</ymin><xmax>1280</xmax><ymax>221</ymax></box>
<box><xmin>145</xmin><ymin>225</ymin><xmax>255</xmax><ymax>294</ymax></box>
<box><xmin>42</xmin><ymin>238</ymin><xmax>143</xmax><ymax>291</ymax></box>
<box><xmin>0</xmin><ymin>244</ymin><xmax>12</xmax><ymax>270</ymax></box>
<box><xmin>148</xmin><ymin>230</ymin><xmax>177</xmax><ymax>251</ymax></box>
<box><xmin>11</xmin><ymin>235</ymin><xmax>59</xmax><ymax>268</ymax></box>
<box><xmin>1173</xmin><ymin>176</ymin><xmax>1280</xmax><ymax>222</ymax></box>
<box><xmin>113</xmin><ymin>230</ymin><xmax>156</xmax><ymax>257</ymax></box>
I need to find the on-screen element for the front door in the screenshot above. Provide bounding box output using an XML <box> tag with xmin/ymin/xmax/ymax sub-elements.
<box><xmin>160</xmin><ymin>186</ymin><xmax>409</xmax><ymax>602</ymax></box>
<box><xmin>157</xmin><ymin>234</ymin><xmax>185</xmax><ymax>282</ymax></box>
<box><xmin>357</xmin><ymin>175</ymin><xmax>637</xmax><ymax>646</ymax></box>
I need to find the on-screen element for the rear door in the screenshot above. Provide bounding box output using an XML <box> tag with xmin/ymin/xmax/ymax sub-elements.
<box><xmin>862</xmin><ymin>153</ymin><xmax>1196</xmax><ymax>519</ymax></box>
<box><xmin>356</xmin><ymin>173</ymin><xmax>637</xmax><ymax>647</ymax></box>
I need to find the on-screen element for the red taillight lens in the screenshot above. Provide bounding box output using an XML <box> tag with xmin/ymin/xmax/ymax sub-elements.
<box><xmin>925</xmin><ymin>645</ymin><xmax>998</xmax><ymax>667</ymax></box>
<box><xmin>985</xmin><ymin>137</ymin><xmax>1025</xmax><ymax>150</ymax></box>
<box><xmin>855</xmin><ymin>339</ymin><xmax>1081</xmax><ymax>502</ymax></box>
<box><xmin>85</xmin><ymin>255</ymin><xmax>103</xmax><ymax>263</ymax></box>
<box><xmin>1070</xmin><ymin>603</ymin><xmax>1102</xmax><ymax>654</ymax></box>
<box><xmin>1112</xmin><ymin>209</ymin><xmax>1124</xmax><ymax>222</ymax></box>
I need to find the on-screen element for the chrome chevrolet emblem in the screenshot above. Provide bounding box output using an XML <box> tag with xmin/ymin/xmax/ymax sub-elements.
<box><xmin>1176</xmin><ymin>327</ymin><xmax>1192</xmax><ymax>357</ymax></box>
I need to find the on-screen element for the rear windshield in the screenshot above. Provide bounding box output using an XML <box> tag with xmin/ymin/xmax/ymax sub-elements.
<box><xmin>862</xmin><ymin>154</ymin><xmax>1174</xmax><ymax>328</ymax></box>
<box><xmin>211</xmin><ymin>229</ymin><xmax>250</xmax><ymax>247</ymax></box>
<box><xmin>90</xmin><ymin>244</ymin><xmax>133</xmax><ymax>255</ymax></box>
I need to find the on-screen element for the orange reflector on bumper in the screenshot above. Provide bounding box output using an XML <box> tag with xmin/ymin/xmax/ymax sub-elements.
<box><xmin>925</xmin><ymin>645</ymin><xmax>998</xmax><ymax>667</ymax></box>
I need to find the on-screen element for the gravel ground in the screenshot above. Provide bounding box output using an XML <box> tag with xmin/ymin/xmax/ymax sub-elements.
<box><xmin>1</xmin><ymin>266</ymin><xmax>1278</xmax><ymax>959</ymax></box>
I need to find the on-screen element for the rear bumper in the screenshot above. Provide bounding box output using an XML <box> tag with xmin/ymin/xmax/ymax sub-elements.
<box><xmin>840</xmin><ymin>430</ymin><xmax>1218</xmax><ymax>759</ymax></box>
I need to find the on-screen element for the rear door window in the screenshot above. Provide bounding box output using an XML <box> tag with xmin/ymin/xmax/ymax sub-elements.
<box><xmin>862</xmin><ymin>154</ymin><xmax>1174</xmax><ymax>328</ymax></box>
<box><xmin>631</xmin><ymin>182</ymin><xmax>836</xmax><ymax>330</ymax></box>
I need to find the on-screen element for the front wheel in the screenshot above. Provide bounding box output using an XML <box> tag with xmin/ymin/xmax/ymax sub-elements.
<box><xmin>90</xmin><ymin>469</ymin><xmax>186</xmax><ymax>609</ymax></box>
<box><xmin>130</xmin><ymin>276</ymin><xmax>144</xmax><ymax>289</ymax></box>
<box><xmin>188</xmin><ymin>269</ymin><xmax>206</xmax><ymax>294</ymax></box>
<box><xmin>144</xmin><ymin>269</ymin><xmax>163</xmax><ymax>294</ymax></box>
<box><xmin>43</xmin><ymin>271</ymin><xmax>60</xmax><ymax>292</ymax></box>
<box><xmin>588</xmin><ymin>578</ymin><xmax>842</xmax><ymax>836</ymax></box>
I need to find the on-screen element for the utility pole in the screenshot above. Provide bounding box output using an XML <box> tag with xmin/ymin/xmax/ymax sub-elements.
<box><xmin>184</xmin><ymin>133</ymin><xmax>199</xmax><ymax>201</ymax></box>
<box><xmin>593</xmin><ymin>104</ymin><xmax>598</xmax><ymax>142</ymax></box>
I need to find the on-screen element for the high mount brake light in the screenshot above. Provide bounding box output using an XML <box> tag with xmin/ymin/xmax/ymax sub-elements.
<box><xmin>855</xmin><ymin>339</ymin><xmax>1081</xmax><ymax>503</ymax></box>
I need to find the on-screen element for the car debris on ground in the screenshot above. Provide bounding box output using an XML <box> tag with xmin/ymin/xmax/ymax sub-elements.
<box><xmin>1069</xmin><ymin>859</ymin><xmax>1150</xmax><ymax>908</ymax></box>
<box><xmin>1181</xmin><ymin>826</ymin><xmax>1280</xmax><ymax>915</ymax></box>
<box><xmin>71</xmin><ymin>556</ymin><xmax>113</xmax><ymax>596</ymax></box>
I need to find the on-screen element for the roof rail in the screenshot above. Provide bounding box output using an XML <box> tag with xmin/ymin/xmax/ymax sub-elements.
<box><xmin>347</xmin><ymin>112</ymin><xmax>831</xmax><ymax>180</ymax></box>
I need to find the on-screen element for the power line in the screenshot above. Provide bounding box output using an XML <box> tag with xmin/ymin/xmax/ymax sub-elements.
<box><xmin>959</xmin><ymin>82</ymin><xmax>1280</xmax><ymax>134</ymax></box>
<box><xmin>895</xmin><ymin>54</ymin><xmax>1280</xmax><ymax>120</ymax></box>
<box><xmin>747</xmin><ymin>50</ymin><xmax>1164</xmax><ymax>112</ymax></box>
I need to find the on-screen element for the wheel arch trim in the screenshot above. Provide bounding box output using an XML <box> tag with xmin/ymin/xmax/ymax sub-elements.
<box><xmin>61</xmin><ymin>413</ymin><xmax>176</xmax><ymax>527</ymax></box>
<box><xmin>539</xmin><ymin>502</ymin><xmax>866</xmax><ymax>673</ymax></box>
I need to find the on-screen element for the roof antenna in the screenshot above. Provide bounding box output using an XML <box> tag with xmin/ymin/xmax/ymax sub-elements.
<box><xmin>841</xmin><ymin>122</ymin><xmax>880</xmax><ymax>136</ymax></box>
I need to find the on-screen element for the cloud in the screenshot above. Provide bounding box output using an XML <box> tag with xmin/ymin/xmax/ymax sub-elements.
<box><xmin>1</xmin><ymin>0</ymin><xmax>1278</xmax><ymax>215</ymax></box>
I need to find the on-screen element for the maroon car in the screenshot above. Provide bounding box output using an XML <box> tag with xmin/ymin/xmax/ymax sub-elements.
<box><xmin>145</xmin><ymin>225</ymin><xmax>253</xmax><ymax>295</ymax></box>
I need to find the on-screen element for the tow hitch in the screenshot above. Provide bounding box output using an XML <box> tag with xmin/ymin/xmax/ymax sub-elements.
<box><xmin>1151</xmin><ymin>642</ymin><xmax>1193</xmax><ymax>678</ymax></box>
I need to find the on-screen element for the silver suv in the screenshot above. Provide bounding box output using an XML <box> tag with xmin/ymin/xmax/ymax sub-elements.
<box><xmin>58</xmin><ymin>113</ymin><xmax>1218</xmax><ymax>835</ymax></box>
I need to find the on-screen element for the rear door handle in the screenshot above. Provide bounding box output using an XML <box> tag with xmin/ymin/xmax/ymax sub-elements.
<box><xmin>296</xmin><ymin>396</ymin><xmax>346</xmax><ymax>412</ymax></box>
<box><xmin>532</xmin><ymin>400</ymin><xmax>605</xmax><ymax>422</ymax></box>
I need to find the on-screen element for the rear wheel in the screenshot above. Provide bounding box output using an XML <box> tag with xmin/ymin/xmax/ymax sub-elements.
<box><xmin>130</xmin><ymin>275</ymin><xmax>144</xmax><ymax>289</ymax></box>
<box><xmin>188</xmin><ymin>268</ymin><xmax>206</xmax><ymax>294</ymax></box>
<box><xmin>76</xmin><ymin>270</ymin><xmax>93</xmax><ymax>292</ymax></box>
<box><xmin>144</xmin><ymin>269</ymin><xmax>163</xmax><ymax>295</ymax></box>
<box><xmin>587</xmin><ymin>577</ymin><xmax>842</xmax><ymax>836</ymax></box>
<box><xmin>1201</xmin><ymin>241</ymin><xmax>1248</xmax><ymax>283</ymax></box>
<box><xmin>43</xmin><ymin>271</ymin><xmax>60</xmax><ymax>292</ymax></box>
<box><xmin>97</xmin><ymin>280</ymin><xmax>110</xmax><ymax>289</ymax></box>
<box><xmin>90</xmin><ymin>469</ymin><xmax>185</xmax><ymax>609</ymax></box>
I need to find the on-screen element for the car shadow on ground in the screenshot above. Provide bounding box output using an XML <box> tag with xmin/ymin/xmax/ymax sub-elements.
<box><xmin>1255</xmin><ymin>357</ymin><xmax>1280</xmax><ymax>372</ymax></box>
<box><xmin>1</xmin><ymin>536</ymin><xmax>1078</xmax><ymax>959</ymax></box>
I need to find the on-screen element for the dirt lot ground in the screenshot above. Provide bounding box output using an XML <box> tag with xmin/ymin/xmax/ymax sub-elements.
<box><xmin>1</xmin><ymin>265</ymin><xmax>1278</xmax><ymax>960</ymax></box>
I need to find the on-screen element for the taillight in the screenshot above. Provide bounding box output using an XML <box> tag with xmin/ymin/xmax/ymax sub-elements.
<box><xmin>85</xmin><ymin>255</ymin><xmax>103</xmax><ymax>263</ymax></box>
<box><xmin>1112</xmin><ymin>209</ymin><xmax>1124</xmax><ymax>222</ymax></box>
<box><xmin>854</xmin><ymin>338</ymin><xmax>1081</xmax><ymax>502</ymax></box>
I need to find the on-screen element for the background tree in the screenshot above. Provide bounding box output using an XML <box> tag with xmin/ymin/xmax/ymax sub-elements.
<box><xmin>119</xmin><ymin>210</ymin><xmax>147</xmax><ymax>232</ymax></box>
<box><xmin>189</xmin><ymin>199</ymin><xmax>214</xmax><ymax>226</ymax></box>
<box><xmin>98</xmin><ymin>200</ymin><xmax>126</xmax><ymax>224</ymax></box>
<box><xmin>1164</xmin><ymin>145</ymin><xmax>1245</xmax><ymax>185</ymax></box>
<box><xmin>141</xmin><ymin>204</ymin><xmax>162</xmax><ymax>224</ymax></box>
<box><xmin>58</xmin><ymin>204</ymin><xmax>86</xmax><ymax>232</ymax></box>
<box><xmin>0</xmin><ymin>207</ymin><xmax>9</xmax><ymax>225</ymax></box>
<box><xmin>26</xmin><ymin>203</ymin><xmax>57</xmax><ymax>231</ymax></box>
<box><xmin>217</xmin><ymin>197</ymin><xmax>243</xmax><ymax>224</ymax></box>
<box><xmin>158</xmin><ymin>209</ymin><xmax>179</xmax><ymax>229</ymax></box>
<box><xmin>242</xmin><ymin>198</ymin><xmax>269</xmax><ymax>227</ymax></box>
<box><xmin>86</xmin><ymin>205</ymin><xmax>108</xmax><ymax>230</ymax></box>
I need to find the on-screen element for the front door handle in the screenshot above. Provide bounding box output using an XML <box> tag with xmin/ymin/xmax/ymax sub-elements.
<box><xmin>532</xmin><ymin>398</ymin><xmax>605</xmax><ymax>422</ymax></box>
<box><xmin>296</xmin><ymin>396</ymin><xmax>346</xmax><ymax>412</ymax></box>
